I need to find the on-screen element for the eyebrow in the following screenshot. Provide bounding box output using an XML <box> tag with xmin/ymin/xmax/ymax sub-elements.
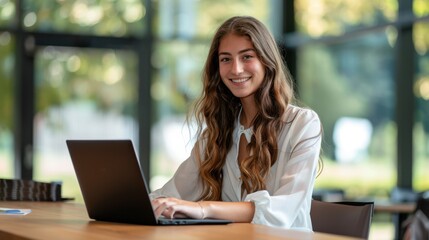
<box><xmin>218</xmin><ymin>48</ymin><xmax>255</xmax><ymax>56</ymax></box>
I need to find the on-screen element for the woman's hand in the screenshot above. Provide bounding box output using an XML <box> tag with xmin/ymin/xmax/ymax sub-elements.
<box><xmin>151</xmin><ymin>198</ymin><xmax>254</xmax><ymax>222</ymax></box>
<box><xmin>151</xmin><ymin>197</ymin><xmax>204</xmax><ymax>219</ymax></box>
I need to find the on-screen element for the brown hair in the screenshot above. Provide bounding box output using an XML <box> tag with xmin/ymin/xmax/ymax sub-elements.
<box><xmin>191</xmin><ymin>16</ymin><xmax>295</xmax><ymax>201</ymax></box>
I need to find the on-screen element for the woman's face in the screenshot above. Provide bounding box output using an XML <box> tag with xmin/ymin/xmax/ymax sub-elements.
<box><xmin>218</xmin><ymin>33</ymin><xmax>265</xmax><ymax>101</ymax></box>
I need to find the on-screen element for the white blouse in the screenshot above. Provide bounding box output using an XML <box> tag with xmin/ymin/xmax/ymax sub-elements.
<box><xmin>150</xmin><ymin>105</ymin><xmax>322</xmax><ymax>231</ymax></box>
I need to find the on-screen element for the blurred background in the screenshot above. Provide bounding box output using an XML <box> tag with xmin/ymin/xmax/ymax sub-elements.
<box><xmin>0</xmin><ymin>0</ymin><xmax>428</xmax><ymax>239</ymax></box>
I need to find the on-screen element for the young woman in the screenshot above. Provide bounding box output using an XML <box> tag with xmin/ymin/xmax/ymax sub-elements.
<box><xmin>150</xmin><ymin>16</ymin><xmax>322</xmax><ymax>231</ymax></box>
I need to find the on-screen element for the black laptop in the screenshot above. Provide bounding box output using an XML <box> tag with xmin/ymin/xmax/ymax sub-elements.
<box><xmin>66</xmin><ymin>139</ymin><xmax>231</xmax><ymax>225</ymax></box>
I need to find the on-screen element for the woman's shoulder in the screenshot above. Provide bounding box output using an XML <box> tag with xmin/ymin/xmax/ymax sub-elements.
<box><xmin>280</xmin><ymin>105</ymin><xmax>322</xmax><ymax>145</ymax></box>
<box><xmin>282</xmin><ymin>104</ymin><xmax>320</xmax><ymax>124</ymax></box>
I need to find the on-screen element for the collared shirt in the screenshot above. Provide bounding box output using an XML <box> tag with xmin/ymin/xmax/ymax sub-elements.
<box><xmin>150</xmin><ymin>105</ymin><xmax>322</xmax><ymax>231</ymax></box>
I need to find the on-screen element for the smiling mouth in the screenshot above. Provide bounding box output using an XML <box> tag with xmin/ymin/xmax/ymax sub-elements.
<box><xmin>231</xmin><ymin>77</ymin><xmax>251</xmax><ymax>83</ymax></box>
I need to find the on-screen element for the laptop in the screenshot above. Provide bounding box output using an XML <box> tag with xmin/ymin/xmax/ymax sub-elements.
<box><xmin>66</xmin><ymin>139</ymin><xmax>231</xmax><ymax>225</ymax></box>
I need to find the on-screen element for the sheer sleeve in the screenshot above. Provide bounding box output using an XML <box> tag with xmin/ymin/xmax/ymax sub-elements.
<box><xmin>149</xmin><ymin>143</ymin><xmax>203</xmax><ymax>201</ymax></box>
<box><xmin>244</xmin><ymin>108</ymin><xmax>322</xmax><ymax>230</ymax></box>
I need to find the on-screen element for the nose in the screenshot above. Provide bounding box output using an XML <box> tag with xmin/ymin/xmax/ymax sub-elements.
<box><xmin>231</xmin><ymin>59</ymin><xmax>243</xmax><ymax>75</ymax></box>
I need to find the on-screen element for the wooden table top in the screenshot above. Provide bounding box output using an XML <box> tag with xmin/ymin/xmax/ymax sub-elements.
<box><xmin>0</xmin><ymin>201</ymin><xmax>359</xmax><ymax>240</ymax></box>
<box><xmin>374</xmin><ymin>201</ymin><xmax>416</xmax><ymax>214</ymax></box>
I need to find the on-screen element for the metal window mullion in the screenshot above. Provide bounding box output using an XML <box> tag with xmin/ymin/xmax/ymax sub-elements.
<box><xmin>395</xmin><ymin>0</ymin><xmax>415</xmax><ymax>189</ymax></box>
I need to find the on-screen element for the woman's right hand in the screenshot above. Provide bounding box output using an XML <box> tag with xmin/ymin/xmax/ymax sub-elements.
<box><xmin>151</xmin><ymin>197</ymin><xmax>204</xmax><ymax>219</ymax></box>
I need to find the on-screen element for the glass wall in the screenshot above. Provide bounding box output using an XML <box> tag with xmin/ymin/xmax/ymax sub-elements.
<box><xmin>33</xmin><ymin>47</ymin><xmax>139</xmax><ymax>202</ymax></box>
<box><xmin>0</xmin><ymin>0</ymin><xmax>15</xmax><ymax>27</ymax></box>
<box><xmin>0</xmin><ymin>32</ymin><xmax>14</xmax><ymax>179</ymax></box>
<box><xmin>295</xmin><ymin>0</ymin><xmax>397</xmax><ymax>37</ymax></box>
<box><xmin>297</xmin><ymin>32</ymin><xmax>396</xmax><ymax>198</ymax></box>
<box><xmin>22</xmin><ymin>0</ymin><xmax>147</xmax><ymax>37</ymax></box>
<box><xmin>295</xmin><ymin>0</ymin><xmax>429</xmax><ymax>238</ymax></box>
<box><xmin>295</xmin><ymin>0</ymin><xmax>400</xmax><ymax>199</ymax></box>
<box><xmin>2</xmin><ymin>0</ymin><xmax>147</xmax><ymax>202</ymax></box>
<box><xmin>413</xmin><ymin>0</ymin><xmax>429</xmax><ymax>191</ymax></box>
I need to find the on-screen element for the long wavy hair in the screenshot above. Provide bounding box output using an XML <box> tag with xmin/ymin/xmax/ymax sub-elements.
<box><xmin>190</xmin><ymin>16</ymin><xmax>295</xmax><ymax>201</ymax></box>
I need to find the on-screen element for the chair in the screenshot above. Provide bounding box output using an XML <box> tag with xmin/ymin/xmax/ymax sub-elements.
<box><xmin>415</xmin><ymin>191</ymin><xmax>429</xmax><ymax>218</ymax></box>
<box><xmin>390</xmin><ymin>187</ymin><xmax>419</xmax><ymax>240</ymax></box>
<box><xmin>310</xmin><ymin>200</ymin><xmax>374</xmax><ymax>239</ymax></box>
<box><xmin>0</xmin><ymin>178</ymin><xmax>71</xmax><ymax>201</ymax></box>
<box><xmin>402</xmin><ymin>194</ymin><xmax>429</xmax><ymax>240</ymax></box>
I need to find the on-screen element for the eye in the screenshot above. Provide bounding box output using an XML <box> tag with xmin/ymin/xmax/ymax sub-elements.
<box><xmin>219</xmin><ymin>57</ymin><xmax>230</xmax><ymax>63</ymax></box>
<box><xmin>243</xmin><ymin>55</ymin><xmax>253</xmax><ymax>60</ymax></box>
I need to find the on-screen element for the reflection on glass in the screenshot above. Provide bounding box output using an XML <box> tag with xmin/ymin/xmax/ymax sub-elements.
<box><xmin>34</xmin><ymin>47</ymin><xmax>138</xmax><ymax>202</ymax></box>
<box><xmin>0</xmin><ymin>0</ymin><xmax>15</xmax><ymax>28</ymax></box>
<box><xmin>22</xmin><ymin>0</ymin><xmax>147</xmax><ymax>37</ymax></box>
<box><xmin>414</xmin><ymin>21</ymin><xmax>429</xmax><ymax>192</ymax></box>
<box><xmin>295</xmin><ymin>0</ymin><xmax>397</xmax><ymax>37</ymax></box>
<box><xmin>298</xmin><ymin>31</ymin><xmax>396</xmax><ymax>199</ymax></box>
<box><xmin>0</xmin><ymin>32</ymin><xmax>14</xmax><ymax>178</ymax></box>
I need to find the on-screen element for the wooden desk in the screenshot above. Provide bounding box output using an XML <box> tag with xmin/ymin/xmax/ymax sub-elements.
<box><xmin>0</xmin><ymin>201</ymin><xmax>358</xmax><ymax>240</ymax></box>
<box><xmin>374</xmin><ymin>202</ymin><xmax>415</xmax><ymax>214</ymax></box>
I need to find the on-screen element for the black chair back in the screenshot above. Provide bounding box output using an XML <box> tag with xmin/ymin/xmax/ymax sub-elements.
<box><xmin>311</xmin><ymin>200</ymin><xmax>374</xmax><ymax>239</ymax></box>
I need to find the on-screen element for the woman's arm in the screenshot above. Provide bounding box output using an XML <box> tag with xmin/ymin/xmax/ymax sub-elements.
<box><xmin>151</xmin><ymin>197</ymin><xmax>255</xmax><ymax>222</ymax></box>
